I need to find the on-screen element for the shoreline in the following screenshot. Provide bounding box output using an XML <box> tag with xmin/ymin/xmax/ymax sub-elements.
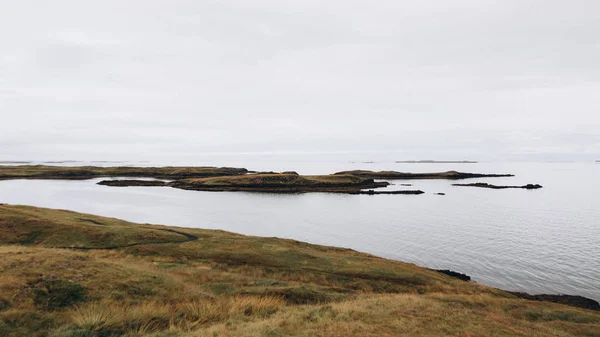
<box><xmin>0</xmin><ymin>203</ymin><xmax>596</xmax><ymax>307</ymax></box>
<box><xmin>1</xmin><ymin>165</ymin><xmax>531</xmax><ymax>195</ymax></box>
<box><xmin>1</xmin><ymin>203</ymin><xmax>599</xmax><ymax>336</ymax></box>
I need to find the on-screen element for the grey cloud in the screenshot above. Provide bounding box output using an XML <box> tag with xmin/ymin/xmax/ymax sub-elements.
<box><xmin>0</xmin><ymin>0</ymin><xmax>598</xmax><ymax>161</ymax></box>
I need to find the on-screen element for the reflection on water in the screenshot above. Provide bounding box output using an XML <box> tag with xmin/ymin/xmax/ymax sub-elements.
<box><xmin>0</xmin><ymin>162</ymin><xmax>599</xmax><ymax>301</ymax></box>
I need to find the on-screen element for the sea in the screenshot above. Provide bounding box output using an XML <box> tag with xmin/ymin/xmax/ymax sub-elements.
<box><xmin>0</xmin><ymin>158</ymin><xmax>598</xmax><ymax>301</ymax></box>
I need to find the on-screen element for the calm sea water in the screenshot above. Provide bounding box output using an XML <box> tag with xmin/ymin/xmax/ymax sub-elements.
<box><xmin>0</xmin><ymin>161</ymin><xmax>598</xmax><ymax>301</ymax></box>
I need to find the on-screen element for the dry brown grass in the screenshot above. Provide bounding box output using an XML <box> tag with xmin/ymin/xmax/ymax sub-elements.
<box><xmin>1</xmin><ymin>205</ymin><xmax>599</xmax><ymax>337</ymax></box>
<box><xmin>181</xmin><ymin>294</ymin><xmax>600</xmax><ymax>337</ymax></box>
<box><xmin>0</xmin><ymin>165</ymin><xmax>248</xmax><ymax>180</ymax></box>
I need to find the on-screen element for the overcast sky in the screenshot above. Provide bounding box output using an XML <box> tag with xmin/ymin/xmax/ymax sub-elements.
<box><xmin>1</xmin><ymin>0</ymin><xmax>599</xmax><ymax>162</ymax></box>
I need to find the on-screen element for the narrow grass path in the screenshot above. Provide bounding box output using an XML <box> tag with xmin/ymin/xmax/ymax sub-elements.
<box><xmin>53</xmin><ymin>227</ymin><xmax>199</xmax><ymax>250</ymax></box>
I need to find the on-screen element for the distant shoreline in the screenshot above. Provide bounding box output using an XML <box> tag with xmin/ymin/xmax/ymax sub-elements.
<box><xmin>396</xmin><ymin>160</ymin><xmax>478</xmax><ymax>164</ymax></box>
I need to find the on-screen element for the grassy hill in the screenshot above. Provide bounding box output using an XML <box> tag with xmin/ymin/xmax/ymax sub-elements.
<box><xmin>0</xmin><ymin>204</ymin><xmax>598</xmax><ymax>336</ymax></box>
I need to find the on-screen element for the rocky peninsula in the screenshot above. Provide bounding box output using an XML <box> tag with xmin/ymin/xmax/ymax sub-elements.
<box><xmin>334</xmin><ymin>170</ymin><xmax>514</xmax><ymax>180</ymax></box>
<box><xmin>0</xmin><ymin>165</ymin><xmax>248</xmax><ymax>180</ymax></box>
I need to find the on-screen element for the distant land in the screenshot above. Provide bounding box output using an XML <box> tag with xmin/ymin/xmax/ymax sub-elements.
<box><xmin>396</xmin><ymin>160</ymin><xmax>478</xmax><ymax>164</ymax></box>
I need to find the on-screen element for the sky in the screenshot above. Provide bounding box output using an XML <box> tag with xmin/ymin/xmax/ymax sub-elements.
<box><xmin>1</xmin><ymin>0</ymin><xmax>599</xmax><ymax>162</ymax></box>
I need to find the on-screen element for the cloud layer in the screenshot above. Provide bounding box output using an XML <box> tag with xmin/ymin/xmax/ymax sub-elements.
<box><xmin>1</xmin><ymin>0</ymin><xmax>599</xmax><ymax>161</ymax></box>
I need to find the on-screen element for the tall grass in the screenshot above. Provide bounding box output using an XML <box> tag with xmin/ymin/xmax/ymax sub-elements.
<box><xmin>181</xmin><ymin>295</ymin><xmax>285</xmax><ymax>327</ymax></box>
<box><xmin>68</xmin><ymin>296</ymin><xmax>284</xmax><ymax>335</ymax></box>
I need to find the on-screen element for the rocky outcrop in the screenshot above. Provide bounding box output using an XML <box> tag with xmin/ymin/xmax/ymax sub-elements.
<box><xmin>452</xmin><ymin>183</ymin><xmax>542</xmax><ymax>189</ymax></box>
<box><xmin>509</xmin><ymin>292</ymin><xmax>600</xmax><ymax>311</ymax></box>
<box><xmin>334</xmin><ymin>170</ymin><xmax>514</xmax><ymax>180</ymax></box>
<box><xmin>348</xmin><ymin>190</ymin><xmax>425</xmax><ymax>195</ymax></box>
<box><xmin>433</xmin><ymin>269</ymin><xmax>471</xmax><ymax>281</ymax></box>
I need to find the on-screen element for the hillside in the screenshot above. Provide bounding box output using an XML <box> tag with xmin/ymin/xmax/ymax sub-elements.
<box><xmin>0</xmin><ymin>204</ymin><xmax>599</xmax><ymax>336</ymax></box>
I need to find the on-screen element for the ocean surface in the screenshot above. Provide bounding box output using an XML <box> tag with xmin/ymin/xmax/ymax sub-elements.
<box><xmin>0</xmin><ymin>160</ymin><xmax>598</xmax><ymax>301</ymax></box>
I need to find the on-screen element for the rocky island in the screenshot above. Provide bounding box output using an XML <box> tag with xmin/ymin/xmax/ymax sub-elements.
<box><xmin>97</xmin><ymin>179</ymin><xmax>168</xmax><ymax>187</ymax></box>
<box><xmin>168</xmin><ymin>173</ymin><xmax>390</xmax><ymax>193</ymax></box>
<box><xmin>98</xmin><ymin>174</ymin><xmax>432</xmax><ymax>194</ymax></box>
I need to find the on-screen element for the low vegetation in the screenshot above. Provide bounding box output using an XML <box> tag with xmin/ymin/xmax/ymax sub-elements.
<box><xmin>1</xmin><ymin>204</ymin><xmax>599</xmax><ymax>336</ymax></box>
<box><xmin>0</xmin><ymin>165</ymin><xmax>248</xmax><ymax>180</ymax></box>
<box><xmin>169</xmin><ymin>173</ymin><xmax>389</xmax><ymax>193</ymax></box>
<box><xmin>334</xmin><ymin>170</ymin><xmax>515</xmax><ymax>180</ymax></box>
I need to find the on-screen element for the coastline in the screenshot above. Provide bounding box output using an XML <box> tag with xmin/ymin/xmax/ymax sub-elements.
<box><xmin>0</xmin><ymin>203</ymin><xmax>598</xmax><ymax>336</ymax></box>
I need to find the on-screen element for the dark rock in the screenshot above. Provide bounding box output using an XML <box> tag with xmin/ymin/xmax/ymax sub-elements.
<box><xmin>452</xmin><ymin>183</ymin><xmax>542</xmax><ymax>190</ymax></box>
<box><xmin>97</xmin><ymin>180</ymin><xmax>167</xmax><ymax>187</ymax></box>
<box><xmin>400</xmin><ymin>184</ymin><xmax>413</xmax><ymax>186</ymax></box>
<box><xmin>433</xmin><ymin>269</ymin><xmax>471</xmax><ymax>281</ymax></box>
<box><xmin>434</xmin><ymin>193</ymin><xmax>446</xmax><ymax>195</ymax></box>
<box><xmin>523</xmin><ymin>184</ymin><xmax>543</xmax><ymax>189</ymax></box>
<box><xmin>349</xmin><ymin>190</ymin><xmax>425</xmax><ymax>195</ymax></box>
<box><xmin>508</xmin><ymin>292</ymin><xmax>600</xmax><ymax>311</ymax></box>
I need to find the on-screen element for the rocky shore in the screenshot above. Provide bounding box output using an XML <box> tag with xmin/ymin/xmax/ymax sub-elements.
<box><xmin>509</xmin><ymin>292</ymin><xmax>600</xmax><ymax>311</ymax></box>
<box><xmin>431</xmin><ymin>269</ymin><xmax>599</xmax><ymax>311</ymax></box>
